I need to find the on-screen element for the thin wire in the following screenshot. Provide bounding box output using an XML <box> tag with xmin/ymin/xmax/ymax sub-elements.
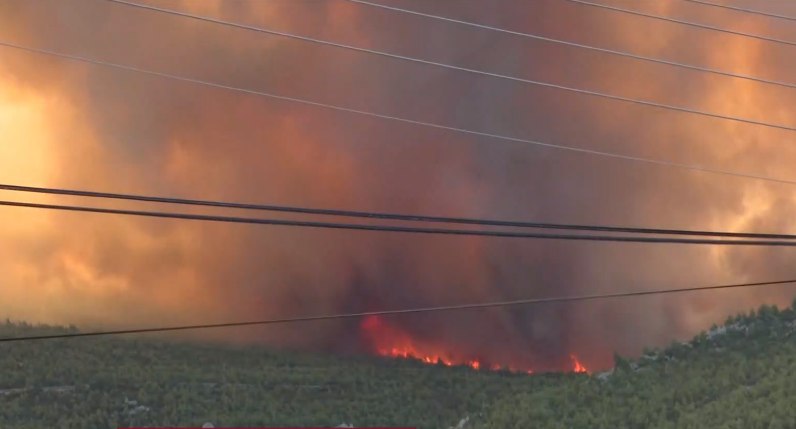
<box><xmin>5</xmin><ymin>183</ymin><xmax>796</xmax><ymax>240</ymax></box>
<box><xmin>563</xmin><ymin>0</ymin><xmax>796</xmax><ymax>47</ymax></box>
<box><xmin>683</xmin><ymin>0</ymin><xmax>796</xmax><ymax>22</ymax></box>
<box><xmin>3</xmin><ymin>41</ymin><xmax>796</xmax><ymax>189</ymax></box>
<box><xmin>3</xmin><ymin>278</ymin><xmax>795</xmax><ymax>343</ymax></box>
<box><xmin>347</xmin><ymin>0</ymin><xmax>796</xmax><ymax>90</ymax></box>
<box><xmin>103</xmin><ymin>0</ymin><xmax>796</xmax><ymax>133</ymax></box>
<box><xmin>4</xmin><ymin>199</ymin><xmax>796</xmax><ymax>246</ymax></box>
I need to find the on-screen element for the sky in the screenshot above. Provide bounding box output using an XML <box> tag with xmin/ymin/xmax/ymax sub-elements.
<box><xmin>1</xmin><ymin>0</ymin><xmax>796</xmax><ymax>371</ymax></box>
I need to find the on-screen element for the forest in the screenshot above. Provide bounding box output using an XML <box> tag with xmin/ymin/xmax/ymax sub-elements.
<box><xmin>3</xmin><ymin>300</ymin><xmax>796</xmax><ymax>428</ymax></box>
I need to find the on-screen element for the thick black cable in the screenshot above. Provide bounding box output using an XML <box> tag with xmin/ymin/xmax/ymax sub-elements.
<box><xmin>4</xmin><ymin>183</ymin><xmax>796</xmax><ymax>240</ymax></box>
<box><xmin>102</xmin><ymin>0</ymin><xmax>796</xmax><ymax>133</ymax></box>
<box><xmin>3</xmin><ymin>199</ymin><xmax>796</xmax><ymax>246</ymax></box>
<box><xmin>3</xmin><ymin>278</ymin><xmax>795</xmax><ymax>343</ymax></box>
<box><xmin>3</xmin><ymin>41</ymin><xmax>796</xmax><ymax>188</ymax></box>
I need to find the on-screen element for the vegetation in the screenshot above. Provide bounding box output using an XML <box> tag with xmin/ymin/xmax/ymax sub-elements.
<box><xmin>479</xmin><ymin>301</ymin><xmax>796</xmax><ymax>429</ymax></box>
<box><xmin>4</xmin><ymin>300</ymin><xmax>796</xmax><ymax>428</ymax></box>
<box><xmin>0</xmin><ymin>322</ymin><xmax>558</xmax><ymax>428</ymax></box>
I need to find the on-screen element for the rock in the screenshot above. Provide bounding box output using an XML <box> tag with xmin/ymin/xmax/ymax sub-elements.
<box><xmin>128</xmin><ymin>405</ymin><xmax>150</xmax><ymax>415</ymax></box>
<box><xmin>450</xmin><ymin>416</ymin><xmax>469</xmax><ymax>429</ymax></box>
<box><xmin>596</xmin><ymin>370</ymin><xmax>613</xmax><ymax>381</ymax></box>
<box><xmin>202</xmin><ymin>423</ymin><xmax>214</xmax><ymax>428</ymax></box>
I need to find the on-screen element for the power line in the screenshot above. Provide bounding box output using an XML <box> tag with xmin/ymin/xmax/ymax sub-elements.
<box><xmin>3</xmin><ymin>277</ymin><xmax>795</xmax><ymax>343</ymax></box>
<box><xmin>4</xmin><ymin>199</ymin><xmax>796</xmax><ymax>246</ymax></box>
<box><xmin>683</xmin><ymin>0</ymin><xmax>796</xmax><ymax>22</ymax></box>
<box><xmin>103</xmin><ymin>0</ymin><xmax>796</xmax><ymax>133</ymax></box>
<box><xmin>562</xmin><ymin>0</ymin><xmax>796</xmax><ymax>47</ymax></box>
<box><xmin>5</xmin><ymin>183</ymin><xmax>796</xmax><ymax>240</ymax></box>
<box><xmin>347</xmin><ymin>0</ymin><xmax>796</xmax><ymax>90</ymax></box>
<box><xmin>3</xmin><ymin>41</ymin><xmax>796</xmax><ymax>189</ymax></box>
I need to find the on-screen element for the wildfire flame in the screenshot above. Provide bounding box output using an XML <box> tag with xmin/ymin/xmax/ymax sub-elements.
<box><xmin>360</xmin><ymin>315</ymin><xmax>588</xmax><ymax>374</ymax></box>
<box><xmin>571</xmin><ymin>354</ymin><xmax>589</xmax><ymax>374</ymax></box>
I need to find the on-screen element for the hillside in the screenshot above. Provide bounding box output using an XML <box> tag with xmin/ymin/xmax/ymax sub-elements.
<box><xmin>0</xmin><ymin>322</ymin><xmax>559</xmax><ymax>429</ymax></box>
<box><xmin>3</xmin><ymin>300</ymin><xmax>796</xmax><ymax>428</ymax></box>
<box><xmin>481</xmin><ymin>301</ymin><xmax>796</xmax><ymax>429</ymax></box>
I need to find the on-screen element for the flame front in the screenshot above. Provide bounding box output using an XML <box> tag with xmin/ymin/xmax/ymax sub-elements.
<box><xmin>571</xmin><ymin>354</ymin><xmax>589</xmax><ymax>374</ymax></box>
<box><xmin>360</xmin><ymin>315</ymin><xmax>588</xmax><ymax>374</ymax></box>
<box><xmin>361</xmin><ymin>315</ymin><xmax>464</xmax><ymax>367</ymax></box>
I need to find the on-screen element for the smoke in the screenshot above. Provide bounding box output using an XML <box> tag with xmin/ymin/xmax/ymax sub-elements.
<box><xmin>1</xmin><ymin>0</ymin><xmax>796</xmax><ymax>370</ymax></box>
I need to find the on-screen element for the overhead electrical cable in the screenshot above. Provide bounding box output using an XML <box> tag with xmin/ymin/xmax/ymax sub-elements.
<box><xmin>346</xmin><ymin>0</ymin><xmax>796</xmax><ymax>90</ymax></box>
<box><xmin>683</xmin><ymin>0</ymin><xmax>796</xmax><ymax>22</ymax></box>
<box><xmin>562</xmin><ymin>0</ymin><xmax>796</xmax><ymax>47</ymax></box>
<box><xmin>3</xmin><ymin>199</ymin><xmax>796</xmax><ymax>246</ymax></box>
<box><xmin>102</xmin><ymin>0</ymin><xmax>796</xmax><ymax>133</ymax></box>
<box><xmin>3</xmin><ymin>41</ymin><xmax>796</xmax><ymax>188</ymax></box>
<box><xmin>5</xmin><ymin>183</ymin><xmax>796</xmax><ymax>240</ymax></box>
<box><xmin>3</xmin><ymin>278</ymin><xmax>795</xmax><ymax>343</ymax></box>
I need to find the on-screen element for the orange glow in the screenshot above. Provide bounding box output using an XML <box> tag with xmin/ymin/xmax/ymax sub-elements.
<box><xmin>360</xmin><ymin>315</ymin><xmax>542</xmax><ymax>374</ymax></box>
<box><xmin>4</xmin><ymin>0</ymin><xmax>792</xmax><ymax>373</ymax></box>
<box><xmin>361</xmin><ymin>315</ymin><xmax>459</xmax><ymax>367</ymax></box>
<box><xmin>571</xmin><ymin>354</ymin><xmax>589</xmax><ymax>374</ymax></box>
<box><xmin>361</xmin><ymin>315</ymin><xmax>595</xmax><ymax>374</ymax></box>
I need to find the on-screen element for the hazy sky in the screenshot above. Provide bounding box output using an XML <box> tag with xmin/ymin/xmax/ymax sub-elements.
<box><xmin>1</xmin><ymin>0</ymin><xmax>796</xmax><ymax>370</ymax></box>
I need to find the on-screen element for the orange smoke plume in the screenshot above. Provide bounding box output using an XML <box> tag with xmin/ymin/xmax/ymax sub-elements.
<box><xmin>2</xmin><ymin>0</ymin><xmax>796</xmax><ymax>374</ymax></box>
